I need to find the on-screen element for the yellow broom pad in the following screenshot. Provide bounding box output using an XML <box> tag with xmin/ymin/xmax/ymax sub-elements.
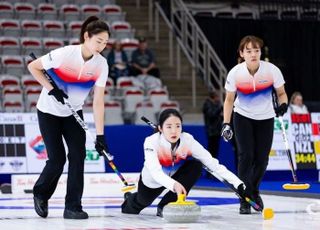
<box><xmin>282</xmin><ymin>183</ymin><xmax>310</xmax><ymax>190</ymax></box>
<box><xmin>121</xmin><ymin>184</ymin><xmax>136</xmax><ymax>192</ymax></box>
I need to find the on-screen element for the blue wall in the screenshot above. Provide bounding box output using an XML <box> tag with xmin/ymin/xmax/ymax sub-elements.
<box><xmin>0</xmin><ymin>124</ymin><xmax>318</xmax><ymax>184</ymax></box>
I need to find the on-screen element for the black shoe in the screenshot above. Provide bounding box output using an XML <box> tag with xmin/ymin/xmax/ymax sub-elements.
<box><xmin>253</xmin><ymin>194</ymin><xmax>264</xmax><ymax>211</ymax></box>
<box><xmin>124</xmin><ymin>192</ymin><xmax>132</xmax><ymax>200</ymax></box>
<box><xmin>63</xmin><ymin>209</ymin><xmax>89</xmax><ymax>219</ymax></box>
<box><xmin>156</xmin><ymin>206</ymin><xmax>163</xmax><ymax>217</ymax></box>
<box><xmin>239</xmin><ymin>199</ymin><xmax>251</xmax><ymax>214</ymax></box>
<box><xmin>33</xmin><ymin>197</ymin><xmax>48</xmax><ymax>218</ymax></box>
<box><xmin>0</xmin><ymin>183</ymin><xmax>12</xmax><ymax>194</ymax></box>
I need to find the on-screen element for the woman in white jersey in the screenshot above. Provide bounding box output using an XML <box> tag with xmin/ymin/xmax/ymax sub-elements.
<box><xmin>27</xmin><ymin>16</ymin><xmax>110</xmax><ymax>219</ymax></box>
<box><xmin>121</xmin><ymin>109</ymin><xmax>246</xmax><ymax>217</ymax></box>
<box><xmin>221</xmin><ymin>35</ymin><xmax>288</xmax><ymax>214</ymax></box>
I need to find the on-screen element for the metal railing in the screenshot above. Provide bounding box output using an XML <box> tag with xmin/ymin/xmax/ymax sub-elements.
<box><xmin>151</xmin><ymin>0</ymin><xmax>227</xmax><ymax>105</ymax></box>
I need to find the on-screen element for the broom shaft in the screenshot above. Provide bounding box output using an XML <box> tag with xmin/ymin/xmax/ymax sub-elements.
<box><xmin>278</xmin><ymin>116</ymin><xmax>298</xmax><ymax>183</ymax></box>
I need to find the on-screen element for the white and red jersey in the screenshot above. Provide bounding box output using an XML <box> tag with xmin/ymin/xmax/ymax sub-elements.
<box><xmin>141</xmin><ymin>132</ymin><xmax>243</xmax><ymax>192</ymax></box>
<box><xmin>225</xmin><ymin>61</ymin><xmax>285</xmax><ymax>120</ymax></box>
<box><xmin>37</xmin><ymin>45</ymin><xmax>109</xmax><ymax>116</ymax></box>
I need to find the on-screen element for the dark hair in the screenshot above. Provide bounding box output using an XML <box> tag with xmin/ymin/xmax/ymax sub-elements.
<box><xmin>237</xmin><ymin>35</ymin><xmax>264</xmax><ymax>63</ymax></box>
<box><xmin>158</xmin><ymin>109</ymin><xmax>183</xmax><ymax>128</ymax></box>
<box><xmin>209</xmin><ymin>90</ymin><xmax>220</xmax><ymax>99</ymax></box>
<box><xmin>80</xmin><ymin>16</ymin><xmax>110</xmax><ymax>44</ymax></box>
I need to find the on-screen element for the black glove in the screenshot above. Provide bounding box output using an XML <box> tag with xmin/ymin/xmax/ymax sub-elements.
<box><xmin>48</xmin><ymin>88</ymin><xmax>68</xmax><ymax>104</ymax></box>
<box><xmin>221</xmin><ymin>123</ymin><xmax>233</xmax><ymax>142</ymax></box>
<box><xmin>237</xmin><ymin>183</ymin><xmax>247</xmax><ymax>199</ymax></box>
<box><xmin>95</xmin><ymin>135</ymin><xmax>109</xmax><ymax>156</ymax></box>
<box><xmin>275</xmin><ymin>103</ymin><xmax>288</xmax><ymax>117</ymax></box>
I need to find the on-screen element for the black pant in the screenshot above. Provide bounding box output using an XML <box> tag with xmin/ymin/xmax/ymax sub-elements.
<box><xmin>207</xmin><ymin>135</ymin><xmax>220</xmax><ymax>159</ymax></box>
<box><xmin>33</xmin><ymin>110</ymin><xmax>86</xmax><ymax>211</ymax></box>
<box><xmin>121</xmin><ymin>160</ymin><xmax>203</xmax><ymax>214</ymax></box>
<box><xmin>233</xmin><ymin>112</ymin><xmax>274</xmax><ymax>196</ymax></box>
<box><xmin>130</xmin><ymin>66</ymin><xmax>160</xmax><ymax>79</ymax></box>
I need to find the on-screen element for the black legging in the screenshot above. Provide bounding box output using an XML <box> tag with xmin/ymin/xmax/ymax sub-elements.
<box><xmin>233</xmin><ymin>112</ymin><xmax>274</xmax><ymax>196</ymax></box>
<box><xmin>121</xmin><ymin>159</ymin><xmax>203</xmax><ymax>214</ymax></box>
<box><xmin>33</xmin><ymin>110</ymin><xmax>86</xmax><ymax>211</ymax></box>
<box><xmin>207</xmin><ymin>135</ymin><xmax>220</xmax><ymax>159</ymax></box>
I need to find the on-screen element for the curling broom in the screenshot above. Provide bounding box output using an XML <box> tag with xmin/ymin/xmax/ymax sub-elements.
<box><xmin>278</xmin><ymin>116</ymin><xmax>310</xmax><ymax>190</ymax></box>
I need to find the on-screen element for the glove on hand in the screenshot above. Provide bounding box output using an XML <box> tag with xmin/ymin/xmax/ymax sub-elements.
<box><xmin>237</xmin><ymin>183</ymin><xmax>247</xmax><ymax>199</ymax></box>
<box><xmin>221</xmin><ymin>123</ymin><xmax>233</xmax><ymax>142</ymax></box>
<box><xmin>275</xmin><ymin>103</ymin><xmax>288</xmax><ymax>117</ymax></box>
<box><xmin>95</xmin><ymin>135</ymin><xmax>109</xmax><ymax>156</ymax></box>
<box><xmin>48</xmin><ymin>88</ymin><xmax>68</xmax><ymax>104</ymax></box>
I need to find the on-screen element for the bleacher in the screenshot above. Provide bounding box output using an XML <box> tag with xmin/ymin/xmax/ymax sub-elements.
<box><xmin>0</xmin><ymin>0</ymin><xmax>179</xmax><ymax>124</ymax></box>
<box><xmin>187</xmin><ymin>0</ymin><xmax>320</xmax><ymax>21</ymax></box>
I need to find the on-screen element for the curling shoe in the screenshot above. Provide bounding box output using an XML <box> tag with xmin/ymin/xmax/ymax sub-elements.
<box><xmin>33</xmin><ymin>196</ymin><xmax>48</xmax><ymax>218</ymax></box>
<box><xmin>63</xmin><ymin>209</ymin><xmax>89</xmax><ymax>219</ymax></box>
<box><xmin>253</xmin><ymin>194</ymin><xmax>264</xmax><ymax>211</ymax></box>
<box><xmin>239</xmin><ymin>199</ymin><xmax>251</xmax><ymax>214</ymax></box>
<box><xmin>124</xmin><ymin>192</ymin><xmax>132</xmax><ymax>200</ymax></box>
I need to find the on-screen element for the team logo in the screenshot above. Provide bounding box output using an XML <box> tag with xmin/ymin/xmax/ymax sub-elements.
<box><xmin>9</xmin><ymin>160</ymin><xmax>23</xmax><ymax>171</ymax></box>
<box><xmin>29</xmin><ymin>136</ymin><xmax>47</xmax><ymax>159</ymax></box>
<box><xmin>85</xmin><ymin>71</ymin><xmax>94</xmax><ymax>76</ymax></box>
<box><xmin>258</xmin><ymin>79</ymin><xmax>269</xmax><ymax>84</ymax></box>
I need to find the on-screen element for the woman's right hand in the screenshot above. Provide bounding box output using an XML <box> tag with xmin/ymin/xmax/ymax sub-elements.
<box><xmin>173</xmin><ymin>182</ymin><xmax>187</xmax><ymax>194</ymax></box>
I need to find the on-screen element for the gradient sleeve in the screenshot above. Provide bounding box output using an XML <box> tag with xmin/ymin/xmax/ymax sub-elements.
<box><xmin>225</xmin><ymin>66</ymin><xmax>237</xmax><ymax>92</ymax></box>
<box><xmin>272</xmin><ymin>64</ymin><xmax>285</xmax><ymax>88</ymax></box>
<box><xmin>95</xmin><ymin>58</ymin><xmax>109</xmax><ymax>87</ymax></box>
<box><xmin>41</xmin><ymin>46</ymin><xmax>68</xmax><ymax>70</ymax></box>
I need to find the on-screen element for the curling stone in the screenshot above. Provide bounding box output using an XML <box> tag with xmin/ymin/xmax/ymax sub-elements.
<box><xmin>163</xmin><ymin>194</ymin><xmax>201</xmax><ymax>223</ymax></box>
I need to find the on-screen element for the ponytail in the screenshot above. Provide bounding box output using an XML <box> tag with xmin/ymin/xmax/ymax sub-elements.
<box><xmin>80</xmin><ymin>16</ymin><xmax>110</xmax><ymax>44</ymax></box>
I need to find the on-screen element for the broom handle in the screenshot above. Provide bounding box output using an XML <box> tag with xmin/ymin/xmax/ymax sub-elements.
<box><xmin>278</xmin><ymin>116</ymin><xmax>298</xmax><ymax>183</ymax></box>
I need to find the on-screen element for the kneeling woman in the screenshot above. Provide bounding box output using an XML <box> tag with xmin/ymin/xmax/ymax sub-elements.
<box><xmin>121</xmin><ymin>108</ymin><xmax>245</xmax><ymax>217</ymax></box>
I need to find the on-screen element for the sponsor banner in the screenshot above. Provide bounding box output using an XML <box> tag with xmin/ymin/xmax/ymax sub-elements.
<box><xmin>0</xmin><ymin>157</ymin><xmax>27</xmax><ymax>173</ymax></box>
<box><xmin>291</xmin><ymin>114</ymin><xmax>316</xmax><ymax>169</ymax></box>
<box><xmin>2</xmin><ymin>112</ymin><xmax>320</xmax><ymax>173</ymax></box>
<box><xmin>311</xmin><ymin>113</ymin><xmax>320</xmax><ymax>124</ymax></box>
<box><xmin>11</xmin><ymin>173</ymin><xmax>139</xmax><ymax>196</ymax></box>
<box><xmin>268</xmin><ymin>114</ymin><xmax>292</xmax><ymax>170</ymax></box>
<box><xmin>0</xmin><ymin>113</ymin><xmax>105</xmax><ymax>174</ymax></box>
<box><xmin>311</xmin><ymin>113</ymin><xmax>320</xmax><ymax>170</ymax></box>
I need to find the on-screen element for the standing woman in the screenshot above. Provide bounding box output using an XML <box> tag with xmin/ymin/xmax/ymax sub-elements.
<box><xmin>121</xmin><ymin>109</ymin><xmax>245</xmax><ymax>217</ymax></box>
<box><xmin>221</xmin><ymin>35</ymin><xmax>288</xmax><ymax>214</ymax></box>
<box><xmin>28</xmin><ymin>16</ymin><xmax>110</xmax><ymax>219</ymax></box>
